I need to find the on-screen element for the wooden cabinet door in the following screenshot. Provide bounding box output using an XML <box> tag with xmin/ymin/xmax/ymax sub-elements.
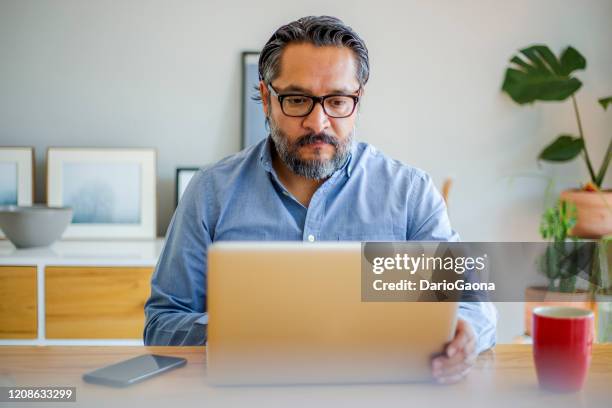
<box><xmin>45</xmin><ymin>267</ymin><xmax>153</xmax><ymax>339</ymax></box>
<box><xmin>0</xmin><ymin>266</ymin><xmax>37</xmax><ymax>339</ymax></box>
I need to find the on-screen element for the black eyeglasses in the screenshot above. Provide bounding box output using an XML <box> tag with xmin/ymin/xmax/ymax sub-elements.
<box><xmin>268</xmin><ymin>84</ymin><xmax>360</xmax><ymax>118</ymax></box>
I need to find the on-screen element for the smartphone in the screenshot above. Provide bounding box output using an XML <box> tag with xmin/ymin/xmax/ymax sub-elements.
<box><xmin>82</xmin><ymin>354</ymin><xmax>187</xmax><ymax>387</ymax></box>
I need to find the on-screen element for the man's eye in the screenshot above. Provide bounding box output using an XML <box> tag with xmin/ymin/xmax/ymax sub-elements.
<box><xmin>329</xmin><ymin>98</ymin><xmax>348</xmax><ymax>107</ymax></box>
<box><xmin>285</xmin><ymin>97</ymin><xmax>308</xmax><ymax>105</ymax></box>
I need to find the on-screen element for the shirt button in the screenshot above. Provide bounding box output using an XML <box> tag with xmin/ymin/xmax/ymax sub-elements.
<box><xmin>307</xmin><ymin>234</ymin><xmax>315</xmax><ymax>242</ymax></box>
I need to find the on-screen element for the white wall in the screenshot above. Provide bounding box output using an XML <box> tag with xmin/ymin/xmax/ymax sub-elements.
<box><xmin>1</xmin><ymin>0</ymin><xmax>611</xmax><ymax>342</ymax></box>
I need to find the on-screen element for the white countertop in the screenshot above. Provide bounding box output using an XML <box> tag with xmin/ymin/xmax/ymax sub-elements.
<box><xmin>0</xmin><ymin>238</ymin><xmax>164</xmax><ymax>266</ymax></box>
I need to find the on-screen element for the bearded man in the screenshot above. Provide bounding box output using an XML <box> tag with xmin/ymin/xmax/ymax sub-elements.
<box><xmin>144</xmin><ymin>15</ymin><xmax>496</xmax><ymax>384</ymax></box>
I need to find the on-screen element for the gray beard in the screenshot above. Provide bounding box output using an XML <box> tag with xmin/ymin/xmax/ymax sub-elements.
<box><xmin>269</xmin><ymin>121</ymin><xmax>353</xmax><ymax>180</ymax></box>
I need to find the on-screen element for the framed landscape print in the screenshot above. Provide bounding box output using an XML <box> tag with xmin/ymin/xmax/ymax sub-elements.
<box><xmin>0</xmin><ymin>147</ymin><xmax>34</xmax><ymax>238</ymax></box>
<box><xmin>47</xmin><ymin>148</ymin><xmax>157</xmax><ymax>239</ymax></box>
<box><xmin>241</xmin><ymin>51</ymin><xmax>268</xmax><ymax>149</ymax></box>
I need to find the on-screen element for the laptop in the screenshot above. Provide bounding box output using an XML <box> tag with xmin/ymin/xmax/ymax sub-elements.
<box><xmin>206</xmin><ymin>242</ymin><xmax>458</xmax><ymax>385</ymax></box>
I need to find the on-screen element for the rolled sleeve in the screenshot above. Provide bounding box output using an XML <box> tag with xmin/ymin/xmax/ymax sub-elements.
<box><xmin>458</xmin><ymin>302</ymin><xmax>498</xmax><ymax>353</ymax></box>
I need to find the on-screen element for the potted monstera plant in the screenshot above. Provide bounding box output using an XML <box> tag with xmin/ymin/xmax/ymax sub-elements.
<box><xmin>502</xmin><ymin>45</ymin><xmax>612</xmax><ymax>238</ymax></box>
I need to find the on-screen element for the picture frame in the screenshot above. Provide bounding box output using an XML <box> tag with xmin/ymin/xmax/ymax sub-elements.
<box><xmin>241</xmin><ymin>51</ymin><xmax>268</xmax><ymax>149</ymax></box>
<box><xmin>175</xmin><ymin>167</ymin><xmax>200</xmax><ymax>207</ymax></box>
<box><xmin>0</xmin><ymin>147</ymin><xmax>35</xmax><ymax>238</ymax></box>
<box><xmin>47</xmin><ymin>147</ymin><xmax>157</xmax><ymax>239</ymax></box>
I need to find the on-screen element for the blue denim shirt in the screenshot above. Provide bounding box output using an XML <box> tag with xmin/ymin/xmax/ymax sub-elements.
<box><xmin>144</xmin><ymin>137</ymin><xmax>497</xmax><ymax>351</ymax></box>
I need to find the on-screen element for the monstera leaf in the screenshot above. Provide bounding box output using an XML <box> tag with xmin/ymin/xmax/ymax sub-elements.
<box><xmin>539</xmin><ymin>135</ymin><xmax>584</xmax><ymax>162</ymax></box>
<box><xmin>502</xmin><ymin>45</ymin><xmax>586</xmax><ymax>104</ymax></box>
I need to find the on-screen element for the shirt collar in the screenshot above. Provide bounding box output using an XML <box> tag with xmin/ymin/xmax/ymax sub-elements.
<box><xmin>258</xmin><ymin>136</ymin><xmax>274</xmax><ymax>173</ymax></box>
<box><xmin>259</xmin><ymin>135</ymin><xmax>354</xmax><ymax>178</ymax></box>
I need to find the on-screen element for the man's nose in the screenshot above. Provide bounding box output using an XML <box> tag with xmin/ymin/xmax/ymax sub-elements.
<box><xmin>302</xmin><ymin>102</ymin><xmax>330</xmax><ymax>134</ymax></box>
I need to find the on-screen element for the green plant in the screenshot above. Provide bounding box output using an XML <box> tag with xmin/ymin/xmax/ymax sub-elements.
<box><xmin>539</xmin><ymin>200</ymin><xmax>585</xmax><ymax>292</ymax></box>
<box><xmin>540</xmin><ymin>199</ymin><xmax>577</xmax><ymax>242</ymax></box>
<box><xmin>502</xmin><ymin>45</ymin><xmax>611</xmax><ymax>189</ymax></box>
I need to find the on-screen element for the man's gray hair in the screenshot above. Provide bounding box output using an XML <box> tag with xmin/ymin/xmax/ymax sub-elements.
<box><xmin>258</xmin><ymin>16</ymin><xmax>369</xmax><ymax>89</ymax></box>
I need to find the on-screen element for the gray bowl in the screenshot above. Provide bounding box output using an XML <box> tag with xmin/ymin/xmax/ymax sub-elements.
<box><xmin>0</xmin><ymin>205</ymin><xmax>73</xmax><ymax>248</ymax></box>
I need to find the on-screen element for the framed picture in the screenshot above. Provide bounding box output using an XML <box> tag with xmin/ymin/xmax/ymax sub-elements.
<box><xmin>0</xmin><ymin>147</ymin><xmax>34</xmax><ymax>238</ymax></box>
<box><xmin>47</xmin><ymin>148</ymin><xmax>157</xmax><ymax>239</ymax></box>
<box><xmin>241</xmin><ymin>51</ymin><xmax>268</xmax><ymax>149</ymax></box>
<box><xmin>175</xmin><ymin>167</ymin><xmax>200</xmax><ymax>207</ymax></box>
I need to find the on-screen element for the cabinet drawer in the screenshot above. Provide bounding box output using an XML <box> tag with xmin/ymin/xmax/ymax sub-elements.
<box><xmin>0</xmin><ymin>266</ymin><xmax>37</xmax><ymax>339</ymax></box>
<box><xmin>45</xmin><ymin>267</ymin><xmax>153</xmax><ymax>339</ymax></box>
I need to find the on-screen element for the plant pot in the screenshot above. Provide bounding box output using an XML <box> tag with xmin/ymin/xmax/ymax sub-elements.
<box><xmin>560</xmin><ymin>189</ymin><xmax>612</xmax><ymax>239</ymax></box>
<box><xmin>596</xmin><ymin>293</ymin><xmax>612</xmax><ymax>343</ymax></box>
<box><xmin>524</xmin><ymin>286</ymin><xmax>595</xmax><ymax>337</ymax></box>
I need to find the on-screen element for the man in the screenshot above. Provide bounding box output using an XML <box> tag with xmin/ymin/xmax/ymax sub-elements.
<box><xmin>144</xmin><ymin>16</ymin><xmax>496</xmax><ymax>384</ymax></box>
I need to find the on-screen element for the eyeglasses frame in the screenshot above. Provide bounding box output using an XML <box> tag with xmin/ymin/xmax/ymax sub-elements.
<box><xmin>267</xmin><ymin>84</ymin><xmax>361</xmax><ymax>118</ymax></box>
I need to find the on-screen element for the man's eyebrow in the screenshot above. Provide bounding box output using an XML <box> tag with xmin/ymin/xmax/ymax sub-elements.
<box><xmin>275</xmin><ymin>84</ymin><xmax>359</xmax><ymax>95</ymax></box>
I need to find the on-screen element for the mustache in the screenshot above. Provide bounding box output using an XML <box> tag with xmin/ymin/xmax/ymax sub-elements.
<box><xmin>295</xmin><ymin>133</ymin><xmax>339</xmax><ymax>148</ymax></box>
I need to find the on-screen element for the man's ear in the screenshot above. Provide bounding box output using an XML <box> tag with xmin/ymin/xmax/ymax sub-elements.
<box><xmin>357</xmin><ymin>86</ymin><xmax>365</xmax><ymax>113</ymax></box>
<box><xmin>259</xmin><ymin>81</ymin><xmax>270</xmax><ymax>117</ymax></box>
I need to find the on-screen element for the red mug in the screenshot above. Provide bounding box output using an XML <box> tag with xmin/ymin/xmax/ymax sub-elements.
<box><xmin>532</xmin><ymin>306</ymin><xmax>594</xmax><ymax>392</ymax></box>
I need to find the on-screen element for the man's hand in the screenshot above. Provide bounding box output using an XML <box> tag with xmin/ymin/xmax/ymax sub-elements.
<box><xmin>431</xmin><ymin>318</ymin><xmax>478</xmax><ymax>384</ymax></box>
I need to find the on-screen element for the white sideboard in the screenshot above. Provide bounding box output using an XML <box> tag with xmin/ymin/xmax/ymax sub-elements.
<box><xmin>0</xmin><ymin>239</ymin><xmax>163</xmax><ymax>346</ymax></box>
